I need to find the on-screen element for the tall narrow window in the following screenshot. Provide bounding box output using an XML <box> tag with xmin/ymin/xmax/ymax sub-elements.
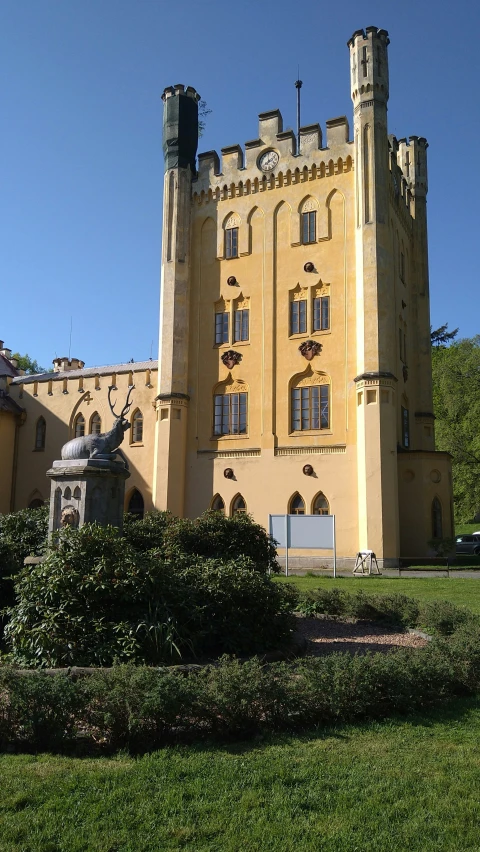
<box><xmin>34</xmin><ymin>417</ymin><xmax>46</xmax><ymax>450</ymax></box>
<box><xmin>225</xmin><ymin>227</ymin><xmax>238</xmax><ymax>259</ymax></box>
<box><xmin>290</xmin><ymin>300</ymin><xmax>307</xmax><ymax>335</ymax></box>
<box><xmin>132</xmin><ymin>409</ymin><xmax>143</xmax><ymax>443</ymax></box>
<box><xmin>127</xmin><ymin>489</ymin><xmax>144</xmax><ymax>519</ymax></box>
<box><xmin>232</xmin><ymin>494</ymin><xmax>246</xmax><ymax>514</ymax></box>
<box><xmin>313</xmin><ymin>493</ymin><xmax>329</xmax><ymax>515</ymax></box>
<box><xmin>291</xmin><ymin>385</ymin><xmax>329</xmax><ymax>431</ymax></box>
<box><xmin>290</xmin><ymin>493</ymin><xmax>305</xmax><ymax>515</ymax></box>
<box><xmin>399</xmin><ymin>328</ymin><xmax>403</xmax><ymax>362</ymax></box>
<box><xmin>74</xmin><ymin>414</ymin><xmax>85</xmax><ymax>438</ymax></box>
<box><xmin>214</xmin><ymin>392</ymin><xmax>248</xmax><ymax>436</ymax></box>
<box><xmin>90</xmin><ymin>412</ymin><xmax>101</xmax><ymax>435</ymax></box>
<box><xmin>401</xmin><ymin>406</ymin><xmax>410</xmax><ymax>448</ymax></box>
<box><xmin>211</xmin><ymin>494</ymin><xmax>225</xmax><ymax>513</ymax></box>
<box><xmin>234</xmin><ymin>309</ymin><xmax>249</xmax><ymax>342</ymax></box>
<box><xmin>313</xmin><ymin>296</ymin><xmax>330</xmax><ymax>331</ymax></box>
<box><xmin>215</xmin><ymin>312</ymin><xmax>229</xmax><ymax>345</ymax></box>
<box><xmin>302</xmin><ymin>211</ymin><xmax>316</xmax><ymax>244</ymax></box>
<box><xmin>432</xmin><ymin>497</ymin><xmax>443</xmax><ymax>539</ymax></box>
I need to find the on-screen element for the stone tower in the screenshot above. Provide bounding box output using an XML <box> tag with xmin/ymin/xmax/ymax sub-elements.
<box><xmin>348</xmin><ymin>27</ymin><xmax>400</xmax><ymax>558</ymax></box>
<box><xmin>153</xmin><ymin>85</ymin><xmax>200</xmax><ymax>515</ymax></box>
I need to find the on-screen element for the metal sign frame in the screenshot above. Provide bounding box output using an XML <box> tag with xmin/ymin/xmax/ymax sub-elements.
<box><xmin>268</xmin><ymin>514</ymin><xmax>337</xmax><ymax>577</ymax></box>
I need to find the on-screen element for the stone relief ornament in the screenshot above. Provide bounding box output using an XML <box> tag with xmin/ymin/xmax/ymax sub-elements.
<box><xmin>61</xmin><ymin>506</ymin><xmax>80</xmax><ymax>528</ymax></box>
<box><xmin>221</xmin><ymin>350</ymin><xmax>243</xmax><ymax>369</ymax></box>
<box><xmin>299</xmin><ymin>340</ymin><xmax>322</xmax><ymax>361</ymax></box>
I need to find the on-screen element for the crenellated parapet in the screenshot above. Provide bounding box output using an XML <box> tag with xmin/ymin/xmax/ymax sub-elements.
<box><xmin>193</xmin><ymin>107</ymin><xmax>352</xmax><ymax>202</ymax></box>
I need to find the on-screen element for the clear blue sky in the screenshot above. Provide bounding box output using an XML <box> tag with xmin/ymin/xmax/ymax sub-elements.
<box><xmin>2</xmin><ymin>0</ymin><xmax>479</xmax><ymax>370</ymax></box>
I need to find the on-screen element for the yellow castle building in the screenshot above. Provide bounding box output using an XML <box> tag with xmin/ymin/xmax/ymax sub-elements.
<box><xmin>0</xmin><ymin>26</ymin><xmax>453</xmax><ymax>566</ymax></box>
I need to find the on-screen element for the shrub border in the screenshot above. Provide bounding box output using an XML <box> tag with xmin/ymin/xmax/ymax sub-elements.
<box><xmin>1</xmin><ymin>591</ymin><xmax>479</xmax><ymax>754</ymax></box>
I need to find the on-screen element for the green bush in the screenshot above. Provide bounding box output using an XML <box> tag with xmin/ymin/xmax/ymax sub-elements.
<box><xmin>122</xmin><ymin>510</ymin><xmax>176</xmax><ymax>553</ymax></box>
<box><xmin>0</xmin><ymin>505</ymin><xmax>48</xmax><ymax>608</ymax></box>
<box><xmin>128</xmin><ymin>510</ymin><xmax>279</xmax><ymax>574</ymax></box>
<box><xmin>418</xmin><ymin>599</ymin><xmax>472</xmax><ymax>635</ymax></box>
<box><xmin>2</xmin><ymin>614</ymin><xmax>480</xmax><ymax>752</ymax></box>
<box><xmin>5</xmin><ymin>525</ymin><xmax>295</xmax><ymax>668</ymax></box>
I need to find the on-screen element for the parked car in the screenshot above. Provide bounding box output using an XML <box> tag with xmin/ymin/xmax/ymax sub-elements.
<box><xmin>455</xmin><ymin>534</ymin><xmax>480</xmax><ymax>555</ymax></box>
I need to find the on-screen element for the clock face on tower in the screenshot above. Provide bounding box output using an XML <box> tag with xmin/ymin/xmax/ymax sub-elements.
<box><xmin>258</xmin><ymin>150</ymin><xmax>279</xmax><ymax>172</ymax></box>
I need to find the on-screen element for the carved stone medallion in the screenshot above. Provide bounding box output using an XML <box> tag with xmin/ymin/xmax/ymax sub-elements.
<box><xmin>61</xmin><ymin>506</ymin><xmax>80</xmax><ymax>528</ymax></box>
<box><xmin>221</xmin><ymin>350</ymin><xmax>243</xmax><ymax>369</ymax></box>
<box><xmin>299</xmin><ymin>340</ymin><xmax>322</xmax><ymax>361</ymax></box>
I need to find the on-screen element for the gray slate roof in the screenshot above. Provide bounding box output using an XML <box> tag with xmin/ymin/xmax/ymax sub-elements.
<box><xmin>0</xmin><ymin>353</ymin><xmax>19</xmax><ymax>379</ymax></box>
<box><xmin>11</xmin><ymin>360</ymin><xmax>158</xmax><ymax>385</ymax></box>
<box><xmin>0</xmin><ymin>389</ymin><xmax>23</xmax><ymax>414</ymax></box>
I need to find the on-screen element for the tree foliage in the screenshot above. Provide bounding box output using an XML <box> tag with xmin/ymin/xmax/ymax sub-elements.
<box><xmin>11</xmin><ymin>353</ymin><xmax>47</xmax><ymax>375</ymax></box>
<box><xmin>432</xmin><ymin>335</ymin><xmax>480</xmax><ymax>522</ymax></box>
<box><xmin>430</xmin><ymin>324</ymin><xmax>459</xmax><ymax>348</ymax></box>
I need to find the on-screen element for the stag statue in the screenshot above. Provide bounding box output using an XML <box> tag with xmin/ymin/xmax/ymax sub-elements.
<box><xmin>60</xmin><ymin>386</ymin><xmax>134</xmax><ymax>470</ymax></box>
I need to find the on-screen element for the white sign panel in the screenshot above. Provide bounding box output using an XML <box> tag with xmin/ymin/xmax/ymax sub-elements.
<box><xmin>269</xmin><ymin>514</ymin><xmax>337</xmax><ymax>576</ymax></box>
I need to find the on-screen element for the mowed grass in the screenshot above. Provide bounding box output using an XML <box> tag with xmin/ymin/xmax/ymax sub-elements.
<box><xmin>3</xmin><ymin>577</ymin><xmax>480</xmax><ymax>851</ymax></box>
<box><xmin>1</xmin><ymin>699</ymin><xmax>480</xmax><ymax>852</ymax></box>
<box><xmin>276</xmin><ymin>574</ymin><xmax>480</xmax><ymax>614</ymax></box>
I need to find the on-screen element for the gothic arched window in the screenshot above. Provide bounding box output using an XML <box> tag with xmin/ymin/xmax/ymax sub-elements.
<box><xmin>90</xmin><ymin>412</ymin><xmax>101</xmax><ymax>435</ymax></box>
<box><xmin>35</xmin><ymin>417</ymin><xmax>46</xmax><ymax>450</ymax></box>
<box><xmin>231</xmin><ymin>494</ymin><xmax>246</xmax><ymax>515</ymax></box>
<box><xmin>74</xmin><ymin>413</ymin><xmax>85</xmax><ymax>438</ymax></box>
<box><xmin>312</xmin><ymin>493</ymin><xmax>329</xmax><ymax>515</ymax></box>
<box><xmin>131</xmin><ymin>409</ymin><xmax>144</xmax><ymax>444</ymax></box>
<box><xmin>127</xmin><ymin>488</ymin><xmax>144</xmax><ymax>519</ymax></box>
<box><xmin>211</xmin><ymin>494</ymin><xmax>225</xmax><ymax>513</ymax></box>
<box><xmin>289</xmin><ymin>493</ymin><xmax>305</xmax><ymax>515</ymax></box>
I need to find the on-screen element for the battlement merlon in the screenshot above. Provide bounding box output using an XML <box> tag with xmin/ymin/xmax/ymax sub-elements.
<box><xmin>162</xmin><ymin>84</ymin><xmax>201</xmax><ymax>173</ymax></box>
<box><xmin>195</xmin><ymin>112</ymin><xmax>351</xmax><ymax>193</ymax></box>
<box><xmin>348</xmin><ymin>26</ymin><xmax>390</xmax><ymax>106</ymax></box>
<box><xmin>397</xmin><ymin>136</ymin><xmax>428</xmax><ymax>197</ymax></box>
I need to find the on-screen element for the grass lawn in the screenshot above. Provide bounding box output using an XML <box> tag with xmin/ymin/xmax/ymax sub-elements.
<box><xmin>1</xmin><ymin>698</ymin><xmax>480</xmax><ymax>852</ymax></box>
<box><xmin>276</xmin><ymin>574</ymin><xmax>480</xmax><ymax>614</ymax></box>
<box><xmin>456</xmin><ymin>523</ymin><xmax>480</xmax><ymax>535</ymax></box>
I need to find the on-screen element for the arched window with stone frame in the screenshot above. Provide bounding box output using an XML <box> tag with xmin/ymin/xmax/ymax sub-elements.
<box><xmin>74</xmin><ymin>413</ymin><xmax>85</xmax><ymax>438</ymax></box>
<box><xmin>131</xmin><ymin>408</ymin><xmax>144</xmax><ymax>444</ymax></box>
<box><xmin>222</xmin><ymin>212</ymin><xmax>241</xmax><ymax>259</ymax></box>
<box><xmin>90</xmin><ymin>411</ymin><xmax>101</xmax><ymax>435</ymax></box>
<box><xmin>127</xmin><ymin>488</ymin><xmax>144</xmax><ymax>519</ymax></box>
<box><xmin>312</xmin><ymin>492</ymin><xmax>329</xmax><ymax>515</ymax></box>
<box><xmin>231</xmin><ymin>494</ymin><xmax>247</xmax><ymax>515</ymax></box>
<box><xmin>299</xmin><ymin>196</ymin><xmax>319</xmax><ymax>244</ymax></box>
<box><xmin>34</xmin><ymin>417</ymin><xmax>46</xmax><ymax>450</ymax></box>
<box><xmin>211</xmin><ymin>494</ymin><xmax>225</xmax><ymax>513</ymax></box>
<box><xmin>289</xmin><ymin>493</ymin><xmax>305</xmax><ymax>515</ymax></box>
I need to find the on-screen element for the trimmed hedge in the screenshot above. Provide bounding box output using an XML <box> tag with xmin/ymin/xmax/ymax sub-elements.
<box><xmin>1</xmin><ymin>602</ymin><xmax>480</xmax><ymax>753</ymax></box>
<box><xmin>296</xmin><ymin>588</ymin><xmax>473</xmax><ymax>635</ymax></box>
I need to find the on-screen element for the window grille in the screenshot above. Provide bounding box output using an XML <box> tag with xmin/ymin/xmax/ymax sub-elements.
<box><xmin>313</xmin><ymin>296</ymin><xmax>330</xmax><ymax>331</ymax></box>
<box><xmin>302</xmin><ymin>211</ymin><xmax>316</xmax><ymax>244</ymax></box>
<box><xmin>290</xmin><ymin>300</ymin><xmax>307</xmax><ymax>335</ymax></box>
<box><xmin>234</xmin><ymin>309</ymin><xmax>249</xmax><ymax>342</ymax></box>
<box><xmin>225</xmin><ymin>227</ymin><xmax>239</xmax><ymax>259</ymax></box>
<box><xmin>215</xmin><ymin>312</ymin><xmax>229</xmax><ymax>344</ymax></box>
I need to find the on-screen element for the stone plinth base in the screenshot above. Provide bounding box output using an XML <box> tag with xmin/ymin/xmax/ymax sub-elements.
<box><xmin>46</xmin><ymin>459</ymin><xmax>130</xmax><ymax>535</ymax></box>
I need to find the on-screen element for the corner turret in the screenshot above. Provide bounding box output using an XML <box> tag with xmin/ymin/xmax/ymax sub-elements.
<box><xmin>162</xmin><ymin>84</ymin><xmax>200</xmax><ymax>174</ymax></box>
<box><xmin>348</xmin><ymin>26</ymin><xmax>389</xmax><ymax>107</ymax></box>
<box><xmin>397</xmin><ymin>136</ymin><xmax>428</xmax><ymax>198</ymax></box>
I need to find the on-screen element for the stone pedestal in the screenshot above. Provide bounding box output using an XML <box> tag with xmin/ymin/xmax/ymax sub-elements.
<box><xmin>46</xmin><ymin>459</ymin><xmax>130</xmax><ymax>536</ymax></box>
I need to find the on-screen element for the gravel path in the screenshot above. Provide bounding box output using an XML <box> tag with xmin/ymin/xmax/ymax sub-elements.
<box><xmin>294</xmin><ymin>614</ymin><xmax>428</xmax><ymax>656</ymax></box>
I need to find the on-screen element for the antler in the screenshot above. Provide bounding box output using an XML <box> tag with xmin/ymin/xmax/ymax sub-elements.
<box><xmin>107</xmin><ymin>385</ymin><xmax>135</xmax><ymax>420</ymax></box>
<box><xmin>121</xmin><ymin>385</ymin><xmax>135</xmax><ymax>418</ymax></box>
<box><xmin>107</xmin><ymin>385</ymin><xmax>120</xmax><ymax>418</ymax></box>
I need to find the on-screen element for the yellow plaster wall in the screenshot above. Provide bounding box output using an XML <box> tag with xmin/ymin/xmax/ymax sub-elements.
<box><xmin>0</xmin><ymin>413</ymin><xmax>16</xmax><ymax>513</ymax></box>
<box><xmin>8</xmin><ymin>369</ymin><xmax>157</xmax><ymax>512</ymax></box>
